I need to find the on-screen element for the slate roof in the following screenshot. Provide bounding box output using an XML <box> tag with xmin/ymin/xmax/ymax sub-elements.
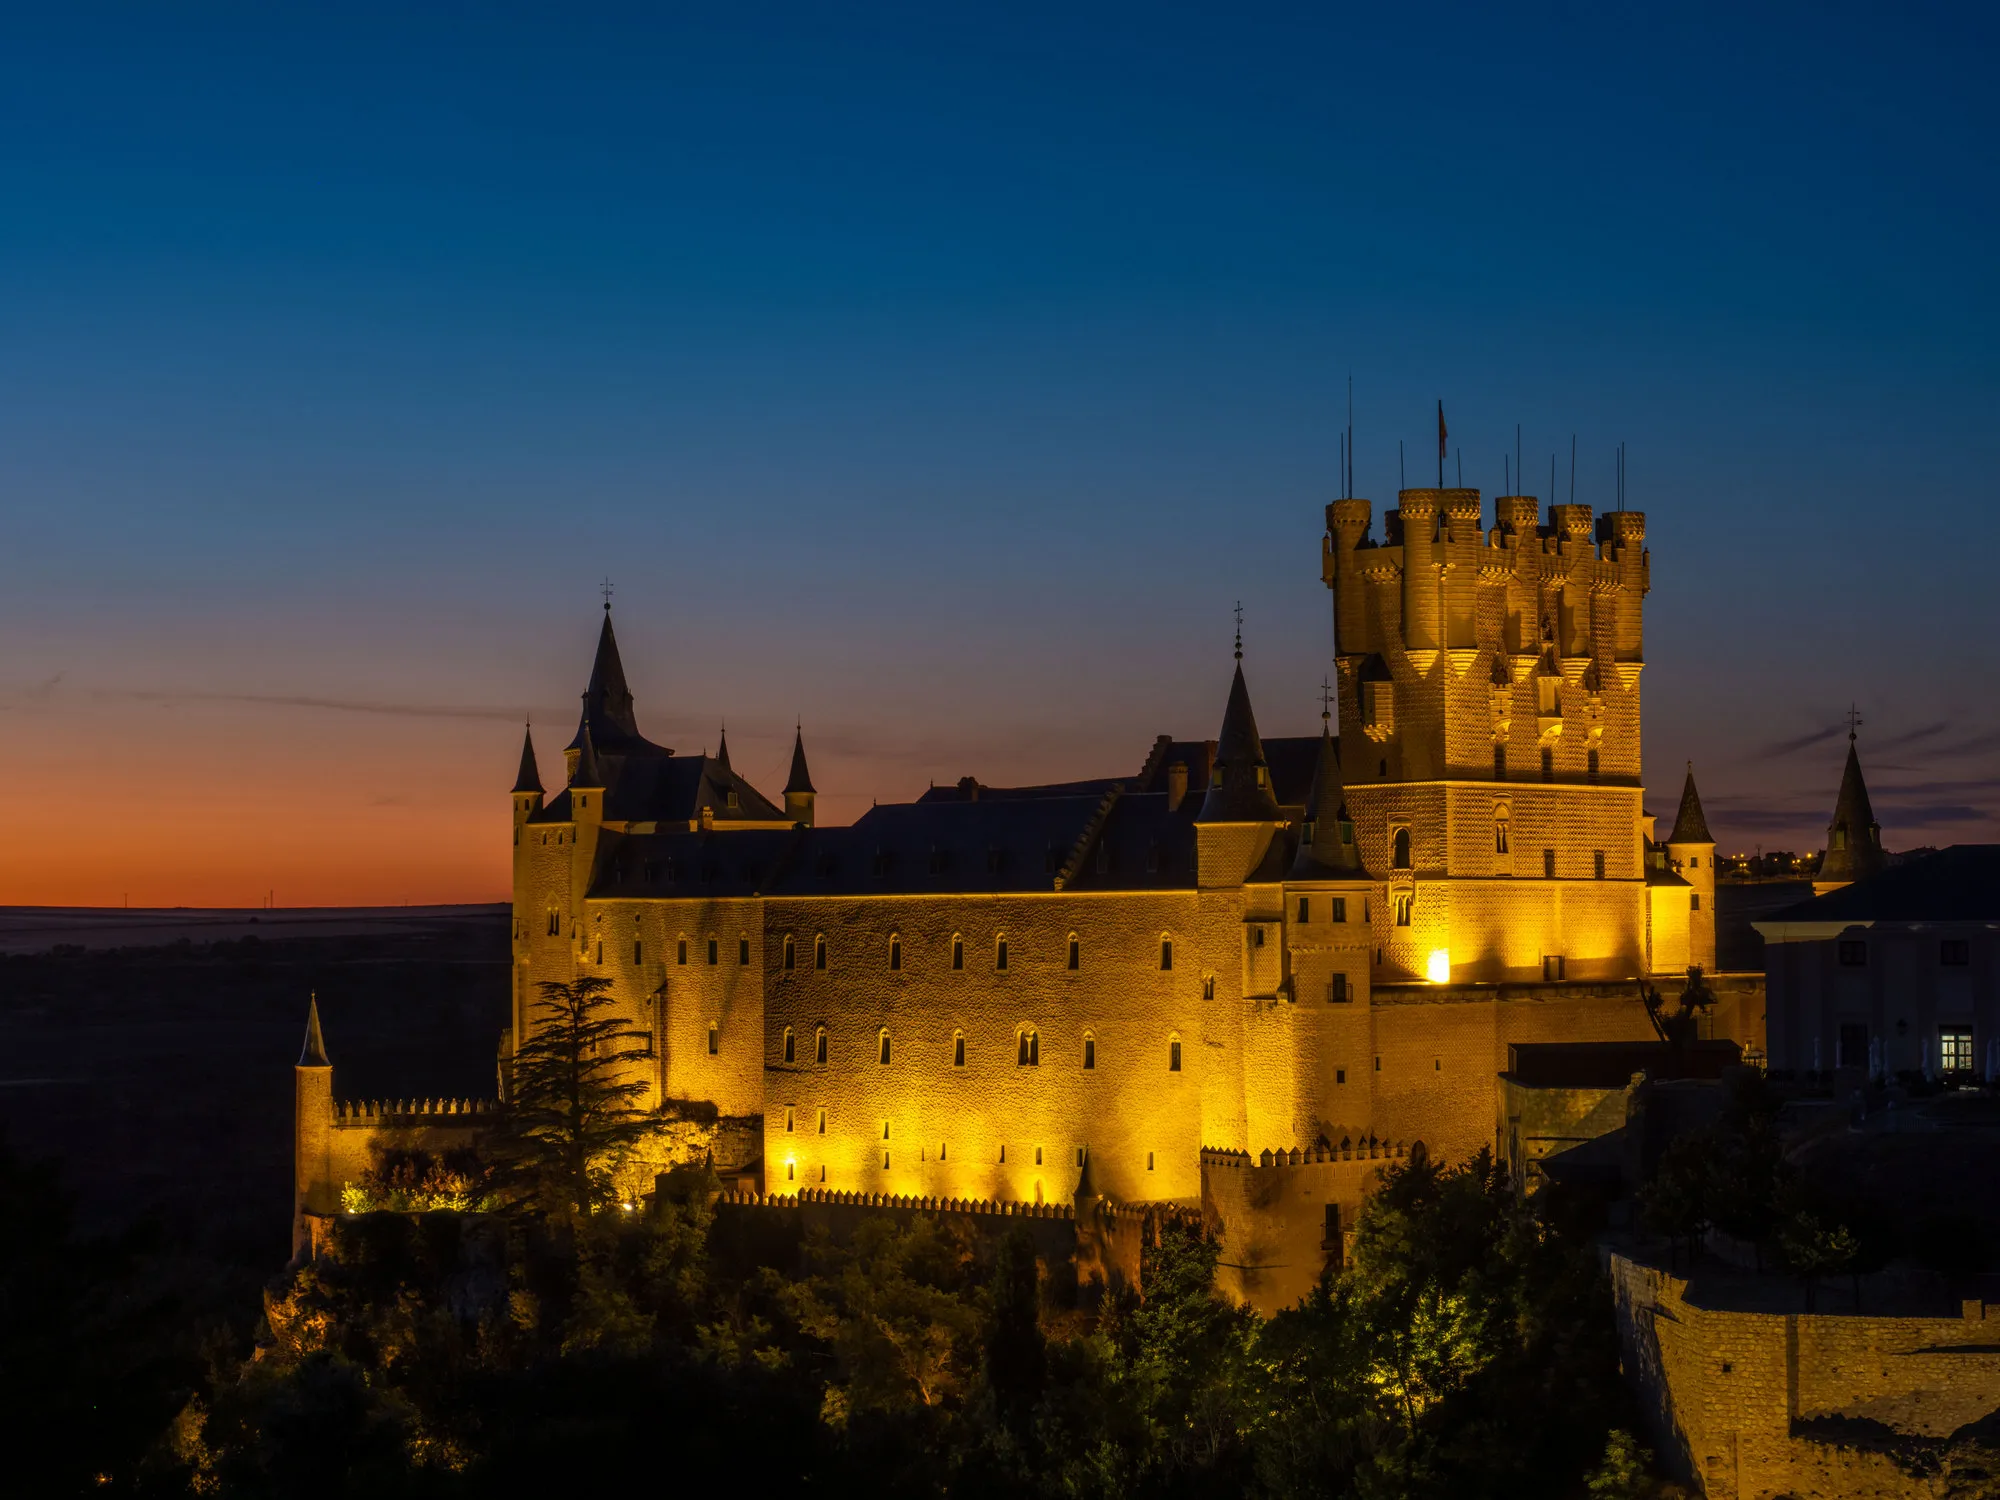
<box><xmin>1197</xmin><ymin>661</ymin><xmax>1283</xmax><ymax>824</ymax></box>
<box><xmin>588</xmin><ymin>789</ymin><xmax>1207</xmax><ymax>900</ymax></box>
<box><xmin>1818</xmin><ymin>736</ymin><xmax>1888</xmax><ymax>887</ymax></box>
<box><xmin>1667</xmin><ymin>764</ymin><xmax>1712</xmax><ymax>844</ymax></box>
<box><xmin>511</xmin><ymin>726</ymin><xmax>543</xmax><ymax>795</ymax></box>
<box><xmin>1766</xmin><ymin>845</ymin><xmax>2000</xmax><ymax>923</ymax></box>
<box><xmin>1291</xmin><ymin>722</ymin><xmax>1363</xmax><ymax>878</ymax></box>
<box><xmin>785</xmin><ymin>728</ymin><xmax>815</xmax><ymax>796</ymax></box>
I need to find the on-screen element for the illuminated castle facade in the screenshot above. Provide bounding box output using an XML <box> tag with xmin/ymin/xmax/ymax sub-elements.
<box><xmin>297</xmin><ymin>490</ymin><xmax>1744</xmax><ymax>1294</ymax></box>
<box><xmin>499</xmin><ymin>492</ymin><xmax>1716</xmax><ymax>1203</ymax></box>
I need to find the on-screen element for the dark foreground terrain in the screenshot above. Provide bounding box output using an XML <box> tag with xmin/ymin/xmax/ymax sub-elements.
<box><xmin>0</xmin><ymin>907</ymin><xmax>510</xmax><ymax>1261</ymax></box>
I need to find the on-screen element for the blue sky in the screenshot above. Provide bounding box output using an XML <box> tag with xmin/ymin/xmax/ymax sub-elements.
<box><xmin>1</xmin><ymin>2</ymin><xmax>1994</xmax><ymax>901</ymax></box>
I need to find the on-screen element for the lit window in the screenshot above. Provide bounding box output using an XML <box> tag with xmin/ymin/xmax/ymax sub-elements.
<box><xmin>878</xmin><ymin>1030</ymin><xmax>892</xmax><ymax>1065</ymax></box>
<box><xmin>815</xmin><ymin>1027</ymin><xmax>827</xmax><ymax>1064</ymax></box>
<box><xmin>783</xmin><ymin>1027</ymin><xmax>795</xmax><ymax>1064</ymax></box>
<box><xmin>889</xmin><ymin>934</ymin><xmax>902</xmax><ymax>971</ymax></box>
<box><xmin>953</xmin><ymin>1031</ymin><xmax>965</xmax><ymax>1067</ymax></box>
<box><xmin>1168</xmin><ymin>1036</ymin><xmax>1182</xmax><ymax>1072</ymax></box>
<box><xmin>1942</xmin><ymin>1027</ymin><xmax>1974</xmax><ymax>1074</ymax></box>
<box><xmin>1066</xmin><ymin>934</ymin><xmax>1080</xmax><ymax>971</ymax></box>
<box><xmin>707</xmin><ymin>1023</ymin><xmax>718</xmax><ymax>1056</ymax></box>
<box><xmin>1083</xmin><ymin>1033</ymin><xmax>1095</xmax><ymax>1070</ymax></box>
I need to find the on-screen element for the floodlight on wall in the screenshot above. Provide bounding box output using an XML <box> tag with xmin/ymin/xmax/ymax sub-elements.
<box><xmin>1425</xmin><ymin>949</ymin><xmax>1451</xmax><ymax>984</ymax></box>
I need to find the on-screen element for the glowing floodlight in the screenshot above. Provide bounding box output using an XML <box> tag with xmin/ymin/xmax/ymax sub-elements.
<box><xmin>1425</xmin><ymin>949</ymin><xmax>1451</xmax><ymax>984</ymax></box>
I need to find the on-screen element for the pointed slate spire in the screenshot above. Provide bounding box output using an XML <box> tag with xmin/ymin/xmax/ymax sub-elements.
<box><xmin>568</xmin><ymin>606</ymin><xmax>640</xmax><ymax>750</ymax></box>
<box><xmin>299</xmin><ymin>993</ymin><xmax>329</xmax><ymax>1067</ymax></box>
<box><xmin>511</xmin><ymin>723</ymin><xmax>543</xmax><ymax>794</ymax></box>
<box><xmin>1196</xmin><ymin>654</ymin><xmax>1282</xmax><ymax>824</ymax></box>
<box><xmin>571</xmin><ymin>713</ymin><xmax>606</xmax><ymax>789</ymax></box>
<box><xmin>714</xmin><ymin>724</ymin><xmax>732</xmax><ymax>774</ymax></box>
<box><xmin>1666</xmin><ymin>762</ymin><xmax>1712</xmax><ymax>845</ymax></box>
<box><xmin>785</xmin><ymin>724</ymin><xmax>815</xmax><ymax>795</ymax></box>
<box><xmin>1819</xmin><ymin>731</ymin><xmax>1886</xmax><ymax>886</ymax></box>
<box><xmin>1292</xmin><ymin>717</ymin><xmax>1361</xmax><ymax>876</ymax></box>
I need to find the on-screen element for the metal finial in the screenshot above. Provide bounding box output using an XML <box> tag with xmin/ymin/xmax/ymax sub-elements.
<box><xmin>1320</xmin><ymin>677</ymin><xmax>1334</xmax><ymax>724</ymax></box>
<box><xmin>1233</xmin><ymin>601</ymin><xmax>1244</xmax><ymax>661</ymax></box>
<box><xmin>1846</xmin><ymin>703</ymin><xmax>1863</xmax><ymax>741</ymax></box>
<box><xmin>600</xmin><ymin>577</ymin><xmax>614</xmax><ymax>611</ymax></box>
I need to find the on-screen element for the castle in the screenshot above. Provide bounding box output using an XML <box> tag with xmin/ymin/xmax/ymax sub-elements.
<box><xmin>297</xmin><ymin>489</ymin><xmax>1765</xmax><ymax>1303</ymax></box>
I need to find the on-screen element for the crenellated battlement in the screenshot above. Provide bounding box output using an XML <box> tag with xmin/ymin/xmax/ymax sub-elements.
<box><xmin>719</xmin><ymin>1186</ymin><xmax>1076</xmax><ymax>1216</ymax></box>
<box><xmin>334</xmin><ymin>1097</ymin><xmax>498</xmax><ymax>1125</ymax></box>
<box><xmin>1201</xmin><ymin>1136</ymin><xmax>1414</xmax><ymax>1170</ymax></box>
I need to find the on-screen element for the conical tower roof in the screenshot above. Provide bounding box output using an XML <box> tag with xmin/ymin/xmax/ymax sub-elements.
<box><xmin>785</xmin><ymin>725</ymin><xmax>816</xmax><ymax>795</ymax></box>
<box><xmin>299</xmin><ymin>993</ymin><xmax>329</xmax><ymax>1067</ymax></box>
<box><xmin>1291</xmin><ymin>720</ymin><xmax>1362</xmax><ymax>876</ymax></box>
<box><xmin>714</xmin><ymin>725</ymin><xmax>732</xmax><ymax>774</ymax></box>
<box><xmin>567</xmin><ymin>607</ymin><xmax>640</xmax><ymax>751</ymax></box>
<box><xmin>1667</xmin><ymin>762</ymin><xmax>1711</xmax><ymax>844</ymax></box>
<box><xmin>1196</xmin><ymin>659</ymin><xmax>1282</xmax><ymax>824</ymax></box>
<box><xmin>1819</xmin><ymin>734</ymin><xmax>1886</xmax><ymax>885</ymax></box>
<box><xmin>571</xmin><ymin>715</ymin><xmax>607</xmax><ymax>789</ymax></box>
<box><xmin>511</xmin><ymin>724</ymin><xmax>543</xmax><ymax>794</ymax></box>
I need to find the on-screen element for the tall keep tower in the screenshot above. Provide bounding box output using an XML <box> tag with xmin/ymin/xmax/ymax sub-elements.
<box><xmin>1323</xmin><ymin>490</ymin><xmax>1651</xmax><ymax>982</ymax></box>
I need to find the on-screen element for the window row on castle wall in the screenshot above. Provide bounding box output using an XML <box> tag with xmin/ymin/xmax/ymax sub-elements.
<box><xmin>772</xmin><ymin>931</ymin><xmax>1175</xmax><ymax>973</ymax></box>
<box><xmin>778</xmin><ymin>1024</ymin><xmax>1182</xmax><ymax>1073</ymax></box>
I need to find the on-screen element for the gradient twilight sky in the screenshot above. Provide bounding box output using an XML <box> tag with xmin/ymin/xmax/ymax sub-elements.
<box><xmin>2</xmin><ymin>3</ymin><xmax>1996</xmax><ymax>906</ymax></box>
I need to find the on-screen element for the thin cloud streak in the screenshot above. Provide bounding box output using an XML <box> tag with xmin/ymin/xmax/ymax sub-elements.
<box><xmin>103</xmin><ymin>688</ymin><xmax>531</xmax><ymax>722</ymax></box>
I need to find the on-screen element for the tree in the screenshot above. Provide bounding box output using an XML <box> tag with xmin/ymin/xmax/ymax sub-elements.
<box><xmin>1639</xmin><ymin>1133</ymin><xmax>1718</xmax><ymax>1269</ymax></box>
<box><xmin>979</xmin><ymin>1226</ymin><xmax>1046</xmax><ymax>1446</ymax></box>
<box><xmin>1775</xmin><ymin>1204</ymin><xmax>1858</xmax><ymax>1313</ymax></box>
<box><xmin>491</xmin><ymin>974</ymin><xmax>662</xmax><ymax>1223</ymax></box>
<box><xmin>1584</xmin><ymin>1428</ymin><xmax>1654</xmax><ymax>1500</ymax></box>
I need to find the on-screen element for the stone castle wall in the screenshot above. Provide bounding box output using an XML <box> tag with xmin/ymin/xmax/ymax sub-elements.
<box><xmin>1607</xmin><ymin>1250</ymin><xmax>2000</xmax><ymax>1499</ymax></box>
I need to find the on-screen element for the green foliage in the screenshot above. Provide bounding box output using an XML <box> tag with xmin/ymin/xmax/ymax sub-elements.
<box><xmin>488</xmin><ymin>975</ymin><xmax>663</xmax><ymax>1223</ymax></box>
<box><xmin>1584</xmin><ymin>1429</ymin><xmax>1653</xmax><ymax>1499</ymax></box>
<box><xmin>344</xmin><ymin>1147</ymin><xmax>497</xmax><ymax>1215</ymax></box>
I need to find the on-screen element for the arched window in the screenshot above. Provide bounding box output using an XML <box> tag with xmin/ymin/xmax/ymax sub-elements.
<box><xmin>889</xmin><ymin>933</ymin><xmax>902</xmax><ymax>971</ymax></box>
<box><xmin>1493</xmin><ymin>808</ymin><xmax>1510</xmax><ymax>855</ymax></box>
<box><xmin>707</xmin><ymin>1022</ymin><xmax>719</xmax><ymax>1056</ymax></box>
<box><xmin>951</xmin><ymin>933</ymin><xmax>964</xmax><ymax>970</ymax></box>
<box><xmin>1160</xmin><ymin>936</ymin><xmax>1174</xmax><ymax>971</ymax></box>
<box><xmin>1392</xmin><ymin>828</ymin><xmax>1412</xmax><ymax>869</ymax></box>
<box><xmin>1066</xmin><ymin>934</ymin><xmax>1080</xmax><ymax>971</ymax></box>
<box><xmin>878</xmin><ymin>1029</ymin><xmax>892</xmax><ymax>1065</ymax></box>
<box><xmin>815</xmin><ymin>1027</ymin><xmax>827</xmax><ymax>1065</ymax></box>
<box><xmin>1083</xmin><ymin>1032</ymin><xmax>1096</xmax><ymax>1070</ymax></box>
<box><xmin>814</xmin><ymin>933</ymin><xmax>827</xmax><ymax>970</ymax></box>
<box><xmin>783</xmin><ymin>1027</ymin><xmax>795</xmax><ymax>1064</ymax></box>
<box><xmin>1017</xmin><ymin>1028</ymin><xmax>1039</xmax><ymax>1066</ymax></box>
<box><xmin>995</xmin><ymin>935</ymin><xmax>1009</xmax><ymax>971</ymax></box>
<box><xmin>546</xmin><ymin>909</ymin><xmax>560</xmax><ymax>936</ymax></box>
<box><xmin>952</xmin><ymin>1030</ymin><xmax>966</xmax><ymax>1068</ymax></box>
<box><xmin>1168</xmin><ymin>1035</ymin><xmax>1182</xmax><ymax>1072</ymax></box>
<box><xmin>783</xmin><ymin>934</ymin><xmax>795</xmax><ymax>970</ymax></box>
<box><xmin>1202</xmin><ymin>975</ymin><xmax>1216</xmax><ymax>1001</ymax></box>
<box><xmin>676</xmin><ymin>935</ymin><xmax>688</xmax><ymax>965</ymax></box>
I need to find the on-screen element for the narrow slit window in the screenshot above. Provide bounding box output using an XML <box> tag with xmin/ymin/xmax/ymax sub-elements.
<box><xmin>1083</xmin><ymin>1033</ymin><xmax>1095</xmax><ymax>1070</ymax></box>
<box><xmin>1018</xmin><ymin>1029</ymin><xmax>1038</xmax><ymax>1067</ymax></box>
<box><xmin>707</xmin><ymin>937</ymin><xmax>718</xmax><ymax>966</ymax></box>
<box><xmin>1168</xmin><ymin>1036</ymin><xmax>1182</xmax><ymax>1072</ymax></box>
<box><xmin>783</xmin><ymin>1027</ymin><xmax>795</xmax><ymax>1063</ymax></box>
<box><xmin>739</xmin><ymin>937</ymin><xmax>751</xmax><ymax>965</ymax></box>
<box><xmin>816</xmin><ymin>1107</ymin><xmax>826</xmax><ymax>1134</ymax></box>
<box><xmin>677</xmin><ymin>936</ymin><xmax>688</xmax><ymax>965</ymax></box>
<box><xmin>815</xmin><ymin>1027</ymin><xmax>828</xmax><ymax>1064</ymax></box>
<box><xmin>814</xmin><ymin>933</ymin><xmax>827</xmax><ymax>970</ymax></box>
<box><xmin>707</xmin><ymin>1022</ymin><xmax>718</xmax><ymax>1056</ymax></box>
<box><xmin>783</xmin><ymin>935</ymin><xmax>795</xmax><ymax>970</ymax></box>
<box><xmin>951</xmin><ymin>934</ymin><xmax>964</xmax><ymax>970</ymax></box>
<box><xmin>953</xmin><ymin>1031</ymin><xmax>965</xmax><ymax>1067</ymax></box>
<box><xmin>1066</xmin><ymin>934</ymin><xmax>1080</xmax><ymax>971</ymax></box>
<box><xmin>633</xmin><ymin>940</ymin><xmax>643</xmax><ymax>964</ymax></box>
<box><xmin>889</xmin><ymin>934</ymin><xmax>902</xmax><ymax>971</ymax></box>
<box><xmin>1160</xmin><ymin>936</ymin><xmax>1173</xmax><ymax>971</ymax></box>
<box><xmin>878</xmin><ymin>1030</ymin><xmax>892</xmax><ymax>1065</ymax></box>
<box><xmin>995</xmin><ymin>937</ymin><xmax>1009</xmax><ymax>971</ymax></box>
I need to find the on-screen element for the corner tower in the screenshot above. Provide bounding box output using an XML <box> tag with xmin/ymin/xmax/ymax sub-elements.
<box><xmin>1665</xmin><ymin>762</ymin><xmax>1716</xmax><ymax>971</ymax></box>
